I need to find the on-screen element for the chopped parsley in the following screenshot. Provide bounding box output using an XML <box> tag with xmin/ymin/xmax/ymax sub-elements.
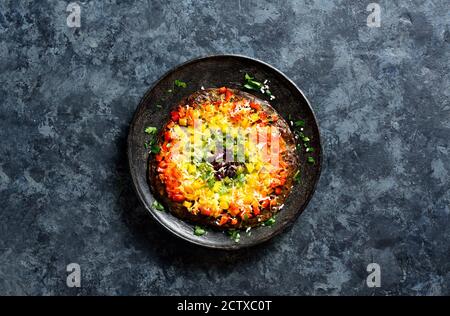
<box><xmin>152</xmin><ymin>200</ymin><xmax>165</xmax><ymax>211</ymax></box>
<box><xmin>293</xmin><ymin>169</ymin><xmax>301</xmax><ymax>183</ymax></box>
<box><xmin>150</xmin><ymin>144</ymin><xmax>160</xmax><ymax>154</ymax></box>
<box><xmin>194</xmin><ymin>226</ymin><xmax>206</xmax><ymax>236</ymax></box>
<box><xmin>174</xmin><ymin>79</ymin><xmax>187</xmax><ymax>88</ymax></box>
<box><xmin>227</xmin><ymin>229</ymin><xmax>240</xmax><ymax>243</ymax></box>
<box><xmin>291</xmin><ymin>118</ymin><xmax>316</xmax><ymax>167</ymax></box>
<box><xmin>144</xmin><ymin>126</ymin><xmax>157</xmax><ymax>135</ymax></box>
<box><xmin>294</xmin><ymin>120</ymin><xmax>305</xmax><ymax>128</ymax></box>
<box><xmin>144</xmin><ymin>126</ymin><xmax>160</xmax><ymax>153</ymax></box>
<box><xmin>243</xmin><ymin>73</ymin><xmax>275</xmax><ymax>100</ymax></box>
<box><xmin>263</xmin><ymin>216</ymin><xmax>276</xmax><ymax>226</ymax></box>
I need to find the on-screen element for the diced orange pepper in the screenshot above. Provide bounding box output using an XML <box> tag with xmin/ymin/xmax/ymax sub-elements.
<box><xmin>250</xmin><ymin>102</ymin><xmax>261</xmax><ymax>111</ymax></box>
<box><xmin>252</xmin><ymin>201</ymin><xmax>260</xmax><ymax>215</ymax></box>
<box><xmin>225</xmin><ymin>90</ymin><xmax>233</xmax><ymax>102</ymax></box>
<box><xmin>218</xmin><ymin>214</ymin><xmax>229</xmax><ymax>226</ymax></box>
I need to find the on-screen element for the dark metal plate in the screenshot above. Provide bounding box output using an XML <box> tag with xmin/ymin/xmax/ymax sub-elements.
<box><xmin>127</xmin><ymin>55</ymin><xmax>322</xmax><ymax>249</ymax></box>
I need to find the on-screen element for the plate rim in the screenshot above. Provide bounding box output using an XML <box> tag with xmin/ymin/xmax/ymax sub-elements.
<box><xmin>127</xmin><ymin>54</ymin><xmax>323</xmax><ymax>250</ymax></box>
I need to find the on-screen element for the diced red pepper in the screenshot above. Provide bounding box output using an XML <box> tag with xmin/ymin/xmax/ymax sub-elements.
<box><xmin>259</xmin><ymin>112</ymin><xmax>268</xmax><ymax>120</ymax></box>
<box><xmin>275</xmin><ymin>187</ymin><xmax>282</xmax><ymax>195</ymax></box>
<box><xmin>172</xmin><ymin>193</ymin><xmax>185</xmax><ymax>202</ymax></box>
<box><xmin>225</xmin><ymin>89</ymin><xmax>233</xmax><ymax>102</ymax></box>
<box><xmin>250</xmin><ymin>102</ymin><xmax>261</xmax><ymax>111</ymax></box>
<box><xmin>170</xmin><ymin>111</ymin><xmax>179</xmax><ymax>122</ymax></box>
<box><xmin>200</xmin><ymin>208</ymin><xmax>211</xmax><ymax>216</ymax></box>
<box><xmin>218</xmin><ymin>87</ymin><xmax>227</xmax><ymax>94</ymax></box>
<box><xmin>231</xmin><ymin>218</ymin><xmax>238</xmax><ymax>225</ymax></box>
<box><xmin>260</xmin><ymin>199</ymin><xmax>270</xmax><ymax>209</ymax></box>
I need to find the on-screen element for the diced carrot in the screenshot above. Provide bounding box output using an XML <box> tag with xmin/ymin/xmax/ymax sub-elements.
<box><xmin>252</xmin><ymin>201</ymin><xmax>260</xmax><ymax>215</ymax></box>
<box><xmin>218</xmin><ymin>214</ymin><xmax>229</xmax><ymax>226</ymax></box>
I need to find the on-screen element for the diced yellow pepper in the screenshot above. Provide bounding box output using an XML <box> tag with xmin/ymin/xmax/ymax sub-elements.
<box><xmin>179</xmin><ymin>117</ymin><xmax>187</xmax><ymax>126</ymax></box>
<box><xmin>193</xmin><ymin>180</ymin><xmax>203</xmax><ymax>190</ymax></box>
<box><xmin>245</xmin><ymin>163</ymin><xmax>254</xmax><ymax>173</ymax></box>
<box><xmin>212</xmin><ymin>181</ymin><xmax>221</xmax><ymax>193</ymax></box>
<box><xmin>183</xmin><ymin>201</ymin><xmax>192</xmax><ymax>208</ymax></box>
<box><xmin>187</xmin><ymin>164</ymin><xmax>196</xmax><ymax>174</ymax></box>
<box><xmin>219</xmin><ymin>199</ymin><xmax>229</xmax><ymax>210</ymax></box>
<box><xmin>250</xmin><ymin>113</ymin><xmax>259</xmax><ymax>122</ymax></box>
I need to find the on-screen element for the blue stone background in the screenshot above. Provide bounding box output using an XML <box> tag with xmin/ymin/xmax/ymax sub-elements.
<box><xmin>0</xmin><ymin>0</ymin><xmax>449</xmax><ymax>295</ymax></box>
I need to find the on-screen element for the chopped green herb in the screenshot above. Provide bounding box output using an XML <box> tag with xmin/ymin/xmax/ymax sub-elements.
<box><xmin>150</xmin><ymin>144</ymin><xmax>160</xmax><ymax>154</ymax></box>
<box><xmin>144</xmin><ymin>142</ymin><xmax>149</xmax><ymax>149</ymax></box>
<box><xmin>206</xmin><ymin>177</ymin><xmax>215</xmax><ymax>189</ymax></box>
<box><xmin>194</xmin><ymin>226</ymin><xmax>206</xmax><ymax>236</ymax></box>
<box><xmin>302</xmin><ymin>136</ymin><xmax>310</xmax><ymax>142</ymax></box>
<box><xmin>243</xmin><ymin>73</ymin><xmax>274</xmax><ymax>99</ymax></box>
<box><xmin>263</xmin><ymin>217</ymin><xmax>276</xmax><ymax>226</ymax></box>
<box><xmin>145</xmin><ymin>126</ymin><xmax>157</xmax><ymax>135</ymax></box>
<box><xmin>156</xmin><ymin>104</ymin><xmax>162</xmax><ymax>109</ymax></box>
<box><xmin>294</xmin><ymin>119</ymin><xmax>305</xmax><ymax>127</ymax></box>
<box><xmin>293</xmin><ymin>170</ymin><xmax>301</xmax><ymax>183</ymax></box>
<box><xmin>227</xmin><ymin>229</ymin><xmax>240</xmax><ymax>243</ymax></box>
<box><xmin>174</xmin><ymin>79</ymin><xmax>187</xmax><ymax>88</ymax></box>
<box><xmin>306</xmin><ymin>147</ymin><xmax>314</xmax><ymax>153</ymax></box>
<box><xmin>152</xmin><ymin>200</ymin><xmax>165</xmax><ymax>211</ymax></box>
<box><xmin>307</xmin><ymin>156</ymin><xmax>315</xmax><ymax>164</ymax></box>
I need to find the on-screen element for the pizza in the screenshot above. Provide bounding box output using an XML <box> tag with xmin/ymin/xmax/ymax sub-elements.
<box><xmin>149</xmin><ymin>87</ymin><xmax>299</xmax><ymax>229</ymax></box>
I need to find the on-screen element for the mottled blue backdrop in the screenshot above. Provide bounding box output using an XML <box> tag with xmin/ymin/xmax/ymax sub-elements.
<box><xmin>0</xmin><ymin>0</ymin><xmax>449</xmax><ymax>295</ymax></box>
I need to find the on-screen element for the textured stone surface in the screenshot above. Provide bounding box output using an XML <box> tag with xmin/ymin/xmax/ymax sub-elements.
<box><xmin>0</xmin><ymin>0</ymin><xmax>449</xmax><ymax>295</ymax></box>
